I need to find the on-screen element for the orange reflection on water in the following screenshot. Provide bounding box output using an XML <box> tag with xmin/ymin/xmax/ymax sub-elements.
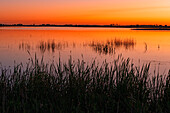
<box><xmin>0</xmin><ymin>27</ymin><xmax>170</xmax><ymax>74</ymax></box>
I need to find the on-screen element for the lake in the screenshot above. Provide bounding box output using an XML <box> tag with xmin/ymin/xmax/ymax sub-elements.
<box><xmin>0</xmin><ymin>27</ymin><xmax>170</xmax><ymax>74</ymax></box>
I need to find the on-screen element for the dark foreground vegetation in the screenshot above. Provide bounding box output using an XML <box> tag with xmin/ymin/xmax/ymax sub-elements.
<box><xmin>0</xmin><ymin>56</ymin><xmax>169</xmax><ymax>113</ymax></box>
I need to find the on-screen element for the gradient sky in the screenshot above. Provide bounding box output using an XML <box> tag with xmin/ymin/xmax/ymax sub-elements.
<box><xmin>0</xmin><ymin>0</ymin><xmax>170</xmax><ymax>25</ymax></box>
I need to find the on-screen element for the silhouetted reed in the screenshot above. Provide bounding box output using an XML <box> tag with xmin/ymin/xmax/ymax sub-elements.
<box><xmin>19</xmin><ymin>42</ymin><xmax>31</xmax><ymax>51</ymax></box>
<box><xmin>37</xmin><ymin>40</ymin><xmax>69</xmax><ymax>53</ymax></box>
<box><xmin>114</xmin><ymin>39</ymin><xmax>135</xmax><ymax>49</ymax></box>
<box><xmin>89</xmin><ymin>39</ymin><xmax>136</xmax><ymax>55</ymax></box>
<box><xmin>0</xmin><ymin>55</ymin><xmax>169</xmax><ymax>113</ymax></box>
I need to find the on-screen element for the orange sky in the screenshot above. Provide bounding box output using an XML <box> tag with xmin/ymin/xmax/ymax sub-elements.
<box><xmin>0</xmin><ymin>0</ymin><xmax>170</xmax><ymax>25</ymax></box>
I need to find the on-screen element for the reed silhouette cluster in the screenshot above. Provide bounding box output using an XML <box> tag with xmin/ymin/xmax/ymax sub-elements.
<box><xmin>89</xmin><ymin>39</ymin><xmax>136</xmax><ymax>55</ymax></box>
<box><xmin>19</xmin><ymin>42</ymin><xmax>31</xmax><ymax>51</ymax></box>
<box><xmin>38</xmin><ymin>40</ymin><xmax>69</xmax><ymax>53</ymax></box>
<box><xmin>0</xmin><ymin>55</ymin><xmax>169</xmax><ymax>113</ymax></box>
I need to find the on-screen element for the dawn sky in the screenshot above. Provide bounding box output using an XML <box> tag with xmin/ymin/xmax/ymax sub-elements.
<box><xmin>0</xmin><ymin>0</ymin><xmax>170</xmax><ymax>25</ymax></box>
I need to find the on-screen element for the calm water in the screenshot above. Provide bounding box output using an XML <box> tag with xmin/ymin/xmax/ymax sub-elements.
<box><xmin>0</xmin><ymin>27</ymin><xmax>170</xmax><ymax>74</ymax></box>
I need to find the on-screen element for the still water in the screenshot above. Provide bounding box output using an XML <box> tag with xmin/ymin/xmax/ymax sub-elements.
<box><xmin>0</xmin><ymin>27</ymin><xmax>170</xmax><ymax>74</ymax></box>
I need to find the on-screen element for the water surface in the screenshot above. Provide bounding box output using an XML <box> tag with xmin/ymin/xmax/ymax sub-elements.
<box><xmin>0</xmin><ymin>27</ymin><xmax>170</xmax><ymax>74</ymax></box>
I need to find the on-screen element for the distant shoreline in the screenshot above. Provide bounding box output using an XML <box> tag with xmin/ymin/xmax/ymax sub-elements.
<box><xmin>132</xmin><ymin>28</ymin><xmax>170</xmax><ymax>30</ymax></box>
<box><xmin>0</xmin><ymin>24</ymin><xmax>170</xmax><ymax>30</ymax></box>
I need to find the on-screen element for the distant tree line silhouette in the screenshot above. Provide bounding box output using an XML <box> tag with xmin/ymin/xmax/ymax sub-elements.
<box><xmin>0</xmin><ymin>24</ymin><xmax>169</xmax><ymax>28</ymax></box>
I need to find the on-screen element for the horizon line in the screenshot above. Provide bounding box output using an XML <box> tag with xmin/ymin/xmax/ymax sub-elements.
<box><xmin>0</xmin><ymin>23</ymin><xmax>169</xmax><ymax>26</ymax></box>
